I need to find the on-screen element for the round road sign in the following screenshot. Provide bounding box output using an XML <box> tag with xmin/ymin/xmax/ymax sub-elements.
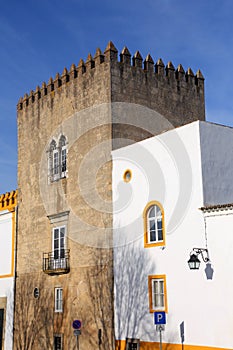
<box><xmin>72</xmin><ymin>320</ymin><xmax>82</xmax><ymax>330</ymax></box>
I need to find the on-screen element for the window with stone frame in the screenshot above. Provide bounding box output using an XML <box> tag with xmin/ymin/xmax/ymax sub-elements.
<box><xmin>54</xmin><ymin>288</ymin><xmax>63</xmax><ymax>313</ymax></box>
<box><xmin>49</xmin><ymin>135</ymin><xmax>67</xmax><ymax>182</ymax></box>
<box><xmin>53</xmin><ymin>226</ymin><xmax>66</xmax><ymax>267</ymax></box>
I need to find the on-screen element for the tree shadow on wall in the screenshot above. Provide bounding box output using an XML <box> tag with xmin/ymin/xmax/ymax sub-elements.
<box><xmin>13</xmin><ymin>274</ymin><xmax>54</xmax><ymax>350</ymax></box>
<box><xmin>86</xmin><ymin>248</ymin><xmax>114</xmax><ymax>350</ymax></box>
<box><xmin>69</xmin><ymin>248</ymin><xmax>115</xmax><ymax>350</ymax></box>
<box><xmin>114</xmin><ymin>239</ymin><xmax>157</xmax><ymax>344</ymax></box>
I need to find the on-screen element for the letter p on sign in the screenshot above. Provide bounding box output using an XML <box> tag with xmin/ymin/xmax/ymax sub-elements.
<box><xmin>154</xmin><ymin>311</ymin><xmax>166</xmax><ymax>325</ymax></box>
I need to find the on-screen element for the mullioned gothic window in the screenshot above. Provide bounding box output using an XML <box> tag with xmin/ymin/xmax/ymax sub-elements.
<box><xmin>49</xmin><ymin>136</ymin><xmax>67</xmax><ymax>182</ymax></box>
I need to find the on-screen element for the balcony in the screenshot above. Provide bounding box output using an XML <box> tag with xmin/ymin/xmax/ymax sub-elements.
<box><xmin>43</xmin><ymin>250</ymin><xmax>70</xmax><ymax>275</ymax></box>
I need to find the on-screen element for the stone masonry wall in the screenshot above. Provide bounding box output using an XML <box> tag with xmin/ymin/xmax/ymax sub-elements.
<box><xmin>16</xmin><ymin>41</ymin><xmax>205</xmax><ymax>349</ymax></box>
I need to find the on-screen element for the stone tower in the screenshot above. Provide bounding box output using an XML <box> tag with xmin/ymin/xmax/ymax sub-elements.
<box><xmin>15</xmin><ymin>42</ymin><xmax>205</xmax><ymax>350</ymax></box>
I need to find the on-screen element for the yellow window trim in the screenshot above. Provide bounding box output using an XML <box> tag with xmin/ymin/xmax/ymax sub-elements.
<box><xmin>148</xmin><ymin>274</ymin><xmax>168</xmax><ymax>313</ymax></box>
<box><xmin>123</xmin><ymin>169</ymin><xmax>132</xmax><ymax>183</ymax></box>
<box><xmin>10</xmin><ymin>210</ymin><xmax>15</xmax><ymax>277</ymax></box>
<box><xmin>0</xmin><ymin>209</ymin><xmax>16</xmax><ymax>278</ymax></box>
<box><xmin>143</xmin><ymin>200</ymin><xmax>165</xmax><ymax>248</ymax></box>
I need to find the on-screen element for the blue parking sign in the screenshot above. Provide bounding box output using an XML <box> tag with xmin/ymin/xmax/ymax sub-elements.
<box><xmin>154</xmin><ymin>311</ymin><xmax>166</xmax><ymax>325</ymax></box>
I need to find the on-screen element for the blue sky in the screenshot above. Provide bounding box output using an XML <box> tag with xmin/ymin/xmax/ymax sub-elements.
<box><xmin>1</xmin><ymin>0</ymin><xmax>233</xmax><ymax>194</ymax></box>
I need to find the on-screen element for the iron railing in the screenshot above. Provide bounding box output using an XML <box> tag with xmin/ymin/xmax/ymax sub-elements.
<box><xmin>42</xmin><ymin>249</ymin><xmax>70</xmax><ymax>275</ymax></box>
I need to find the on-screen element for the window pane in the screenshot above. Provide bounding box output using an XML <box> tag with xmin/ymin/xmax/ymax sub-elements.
<box><xmin>54</xmin><ymin>249</ymin><xmax>59</xmax><ymax>259</ymax></box>
<box><xmin>149</xmin><ymin>220</ymin><xmax>155</xmax><ymax>231</ymax></box>
<box><xmin>150</xmin><ymin>230</ymin><xmax>156</xmax><ymax>242</ymax></box>
<box><xmin>61</xmin><ymin>149</ymin><xmax>66</xmax><ymax>172</ymax></box>
<box><xmin>54</xmin><ymin>229</ymin><xmax>59</xmax><ymax>239</ymax></box>
<box><xmin>155</xmin><ymin>294</ymin><xmax>164</xmax><ymax>307</ymax></box>
<box><xmin>155</xmin><ymin>293</ymin><xmax>160</xmax><ymax>306</ymax></box>
<box><xmin>50</xmin><ymin>141</ymin><xmax>56</xmax><ymax>151</ymax></box>
<box><xmin>53</xmin><ymin>152</ymin><xmax>59</xmax><ymax>175</ymax></box>
<box><xmin>158</xmin><ymin>229</ymin><xmax>163</xmax><ymax>241</ymax></box>
<box><xmin>154</xmin><ymin>280</ymin><xmax>159</xmax><ymax>293</ymax></box>
<box><xmin>148</xmin><ymin>206</ymin><xmax>155</xmax><ymax>218</ymax></box>
<box><xmin>157</xmin><ymin>219</ymin><xmax>162</xmax><ymax>230</ymax></box>
<box><xmin>159</xmin><ymin>281</ymin><xmax>164</xmax><ymax>293</ymax></box>
<box><xmin>156</xmin><ymin>206</ymin><xmax>162</xmax><ymax>217</ymax></box>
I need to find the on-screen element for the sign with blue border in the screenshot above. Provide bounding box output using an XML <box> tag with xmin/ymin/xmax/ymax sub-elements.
<box><xmin>154</xmin><ymin>311</ymin><xmax>166</xmax><ymax>325</ymax></box>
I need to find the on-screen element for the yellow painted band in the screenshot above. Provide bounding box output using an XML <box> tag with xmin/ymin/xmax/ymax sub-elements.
<box><xmin>116</xmin><ymin>340</ymin><xmax>231</xmax><ymax>350</ymax></box>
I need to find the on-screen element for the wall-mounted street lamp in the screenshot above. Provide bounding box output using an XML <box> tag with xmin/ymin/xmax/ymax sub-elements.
<box><xmin>188</xmin><ymin>248</ymin><xmax>209</xmax><ymax>270</ymax></box>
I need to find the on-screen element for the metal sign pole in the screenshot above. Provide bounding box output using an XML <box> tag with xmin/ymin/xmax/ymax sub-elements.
<box><xmin>154</xmin><ymin>312</ymin><xmax>166</xmax><ymax>350</ymax></box>
<box><xmin>72</xmin><ymin>319</ymin><xmax>82</xmax><ymax>350</ymax></box>
<box><xmin>159</xmin><ymin>326</ymin><xmax>162</xmax><ymax>350</ymax></box>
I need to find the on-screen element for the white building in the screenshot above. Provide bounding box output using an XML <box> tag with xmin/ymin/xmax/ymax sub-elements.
<box><xmin>112</xmin><ymin>121</ymin><xmax>233</xmax><ymax>350</ymax></box>
<box><xmin>0</xmin><ymin>190</ymin><xmax>17</xmax><ymax>350</ymax></box>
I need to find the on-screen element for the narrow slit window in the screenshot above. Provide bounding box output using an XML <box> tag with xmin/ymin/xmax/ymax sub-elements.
<box><xmin>55</xmin><ymin>288</ymin><xmax>63</xmax><ymax>313</ymax></box>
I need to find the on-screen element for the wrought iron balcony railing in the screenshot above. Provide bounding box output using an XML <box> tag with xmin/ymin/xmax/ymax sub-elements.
<box><xmin>42</xmin><ymin>249</ymin><xmax>70</xmax><ymax>275</ymax></box>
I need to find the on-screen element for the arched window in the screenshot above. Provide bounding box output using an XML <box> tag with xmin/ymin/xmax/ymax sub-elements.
<box><xmin>143</xmin><ymin>201</ymin><xmax>165</xmax><ymax>247</ymax></box>
<box><xmin>49</xmin><ymin>136</ymin><xmax>67</xmax><ymax>182</ymax></box>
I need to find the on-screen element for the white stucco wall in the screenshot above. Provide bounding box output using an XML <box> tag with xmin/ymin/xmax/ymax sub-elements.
<box><xmin>201</xmin><ymin>208</ymin><xmax>233</xmax><ymax>347</ymax></box>
<box><xmin>0</xmin><ymin>210</ymin><xmax>14</xmax><ymax>350</ymax></box>
<box><xmin>199</xmin><ymin>121</ymin><xmax>233</xmax><ymax>206</ymax></box>
<box><xmin>0</xmin><ymin>212</ymin><xmax>13</xmax><ymax>276</ymax></box>
<box><xmin>112</xmin><ymin>121</ymin><xmax>233</xmax><ymax>349</ymax></box>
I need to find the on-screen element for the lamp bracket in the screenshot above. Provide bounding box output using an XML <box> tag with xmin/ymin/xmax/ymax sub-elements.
<box><xmin>192</xmin><ymin>247</ymin><xmax>210</xmax><ymax>263</ymax></box>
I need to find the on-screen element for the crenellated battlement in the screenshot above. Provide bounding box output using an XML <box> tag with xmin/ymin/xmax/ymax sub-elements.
<box><xmin>17</xmin><ymin>41</ymin><xmax>204</xmax><ymax>111</ymax></box>
<box><xmin>0</xmin><ymin>190</ymin><xmax>17</xmax><ymax>211</ymax></box>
